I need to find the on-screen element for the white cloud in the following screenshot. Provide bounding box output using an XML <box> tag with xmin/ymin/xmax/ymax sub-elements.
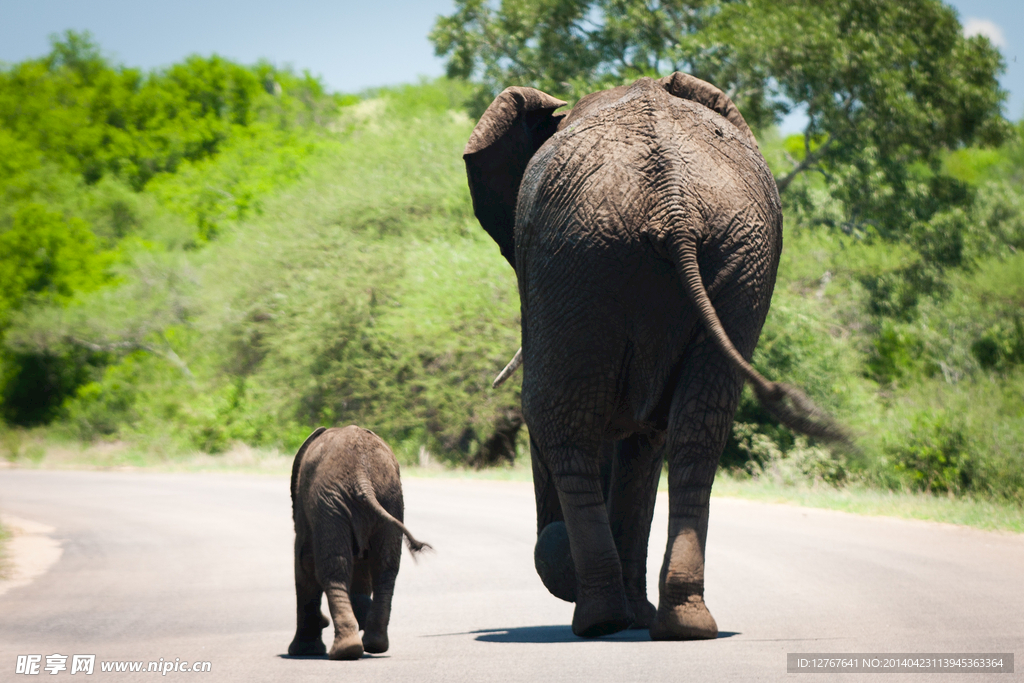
<box><xmin>963</xmin><ymin>18</ymin><xmax>1006</xmax><ymax>48</ymax></box>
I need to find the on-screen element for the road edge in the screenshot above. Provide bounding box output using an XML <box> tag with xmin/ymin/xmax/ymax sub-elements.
<box><xmin>0</xmin><ymin>514</ymin><xmax>63</xmax><ymax>597</ymax></box>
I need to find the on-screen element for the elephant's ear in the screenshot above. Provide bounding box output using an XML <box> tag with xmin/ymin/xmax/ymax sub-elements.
<box><xmin>658</xmin><ymin>72</ymin><xmax>758</xmax><ymax>148</ymax></box>
<box><xmin>464</xmin><ymin>87</ymin><xmax>567</xmax><ymax>271</ymax></box>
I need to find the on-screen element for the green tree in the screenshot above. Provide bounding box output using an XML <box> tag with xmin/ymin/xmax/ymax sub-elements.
<box><xmin>705</xmin><ymin>0</ymin><xmax>1007</xmax><ymax>225</ymax></box>
<box><xmin>0</xmin><ymin>204</ymin><xmax>115</xmax><ymax>425</ymax></box>
<box><xmin>432</xmin><ymin>1</ymin><xmax>1006</xmax><ymax>198</ymax></box>
<box><xmin>430</xmin><ymin>0</ymin><xmax>783</xmax><ymax>121</ymax></box>
<box><xmin>0</xmin><ymin>204</ymin><xmax>113</xmax><ymax>324</ymax></box>
<box><xmin>0</xmin><ymin>33</ymin><xmax>344</xmax><ymax>426</ymax></box>
<box><xmin>0</xmin><ymin>31</ymin><xmax>338</xmax><ymax>192</ymax></box>
<box><xmin>431</xmin><ymin>0</ymin><xmax>1009</xmax><ymax>314</ymax></box>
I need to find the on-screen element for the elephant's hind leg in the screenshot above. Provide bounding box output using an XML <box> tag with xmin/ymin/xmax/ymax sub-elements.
<box><xmin>312</xmin><ymin>518</ymin><xmax>363</xmax><ymax>660</ymax></box>
<box><xmin>651</xmin><ymin>334</ymin><xmax>745</xmax><ymax>641</ymax></box>
<box><xmin>288</xmin><ymin>532</ymin><xmax>328</xmax><ymax>656</ymax></box>
<box><xmin>362</xmin><ymin>526</ymin><xmax>403</xmax><ymax>654</ymax></box>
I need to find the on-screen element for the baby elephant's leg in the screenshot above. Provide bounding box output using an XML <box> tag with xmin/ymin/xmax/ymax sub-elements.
<box><xmin>288</xmin><ymin>531</ymin><xmax>328</xmax><ymax>656</ymax></box>
<box><xmin>314</xmin><ymin>517</ymin><xmax>363</xmax><ymax>660</ymax></box>
<box><xmin>362</xmin><ymin>526</ymin><xmax>403</xmax><ymax>654</ymax></box>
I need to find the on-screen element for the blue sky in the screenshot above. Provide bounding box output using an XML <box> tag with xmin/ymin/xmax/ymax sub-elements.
<box><xmin>0</xmin><ymin>0</ymin><xmax>1020</xmax><ymax>130</ymax></box>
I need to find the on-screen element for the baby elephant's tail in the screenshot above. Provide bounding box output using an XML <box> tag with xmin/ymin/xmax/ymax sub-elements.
<box><xmin>355</xmin><ymin>472</ymin><xmax>432</xmax><ymax>556</ymax></box>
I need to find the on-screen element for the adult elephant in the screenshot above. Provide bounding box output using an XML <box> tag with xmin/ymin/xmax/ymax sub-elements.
<box><xmin>464</xmin><ymin>73</ymin><xmax>846</xmax><ymax>640</ymax></box>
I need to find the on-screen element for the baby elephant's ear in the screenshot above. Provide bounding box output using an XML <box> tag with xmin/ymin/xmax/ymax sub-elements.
<box><xmin>464</xmin><ymin>87</ymin><xmax>566</xmax><ymax>271</ymax></box>
<box><xmin>658</xmin><ymin>72</ymin><xmax>758</xmax><ymax>148</ymax></box>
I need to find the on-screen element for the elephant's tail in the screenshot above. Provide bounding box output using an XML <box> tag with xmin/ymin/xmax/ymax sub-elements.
<box><xmin>291</xmin><ymin>427</ymin><xmax>328</xmax><ymax>520</ymax></box>
<box><xmin>673</xmin><ymin>237</ymin><xmax>851</xmax><ymax>445</ymax></box>
<box><xmin>354</xmin><ymin>471</ymin><xmax>433</xmax><ymax>557</ymax></box>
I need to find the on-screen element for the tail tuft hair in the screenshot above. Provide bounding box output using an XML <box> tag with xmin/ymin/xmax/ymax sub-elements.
<box><xmin>752</xmin><ymin>381</ymin><xmax>853</xmax><ymax>448</ymax></box>
<box><xmin>405</xmin><ymin>536</ymin><xmax>433</xmax><ymax>558</ymax></box>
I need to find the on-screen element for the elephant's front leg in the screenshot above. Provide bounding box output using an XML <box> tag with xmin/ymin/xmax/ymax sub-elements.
<box><xmin>551</xmin><ymin>450</ymin><xmax>633</xmax><ymax>637</ymax></box>
<box><xmin>350</xmin><ymin>558</ymin><xmax>373</xmax><ymax>631</ymax></box>
<box><xmin>533</xmin><ymin>437</ymin><xmax>613</xmax><ymax>603</ymax></box>
<box><xmin>288</xmin><ymin>533</ymin><xmax>329</xmax><ymax>656</ymax></box>
<box><xmin>607</xmin><ymin>435</ymin><xmax>662</xmax><ymax>629</ymax></box>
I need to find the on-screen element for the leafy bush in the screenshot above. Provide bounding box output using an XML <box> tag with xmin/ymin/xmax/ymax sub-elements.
<box><xmin>972</xmin><ymin>317</ymin><xmax>1024</xmax><ymax>370</ymax></box>
<box><xmin>0</xmin><ymin>35</ymin><xmax>344</xmax><ymax>426</ymax></box>
<box><xmin>867</xmin><ymin>321</ymin><xmax>927</xmax><ymax>384</ymax></box>
<box><xmin>0</xmin><ymin>204</ymin><xmax>114</xmax><ymax>319</ymax></box>
<box><xmin>884</xmin><ymin>412</ymin><xmax>975</xmax><ymax>495</ymax></box>
<box><xmin>720</xmin><ymin>284</ymin><xmax>870</xmax><ymax>469</ymax></box>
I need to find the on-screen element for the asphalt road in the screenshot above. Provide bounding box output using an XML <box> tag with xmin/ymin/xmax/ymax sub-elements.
<box><xmin>0</xmin><ymin>469</ymin><xmax>1021</xmax><ymax>682</ymax></box>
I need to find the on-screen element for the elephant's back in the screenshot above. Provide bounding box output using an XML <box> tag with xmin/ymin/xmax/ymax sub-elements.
<box><xmin>516</xmin><ymin>80</ymin><xmax>779</xmax><ymax>307</ymax></box>
<box><xmin>518</xmin><ymin>81</ymin><xmax>776</xmax><ymax>252</ymax></box>
<box><xmin>296</xmin><ymin>426</ymin><xmax>404</xmax><ymax>522</ymax></box>
<box><xmin>514</xmin><ymin>81</ymin><xmax>781</xmax><ymax>438</ymax></box>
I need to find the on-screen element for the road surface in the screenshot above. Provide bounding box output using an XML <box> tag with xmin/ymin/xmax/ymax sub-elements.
<box><xmin>0</xmin><ymin>469</ymin><xmax>1020</xmax><ymax>681</ymax></box>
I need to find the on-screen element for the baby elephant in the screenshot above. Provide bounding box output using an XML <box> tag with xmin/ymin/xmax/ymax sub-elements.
<box><xmin>288</xmin><ymin>425</ymin><xmax>430</xmax><ymax>660</ymax></box>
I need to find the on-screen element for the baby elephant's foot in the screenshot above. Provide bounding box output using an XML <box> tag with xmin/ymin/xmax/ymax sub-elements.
<box><xmin>328</xmin><ymin>633</ymin><xmax>364</xmax><ymax>660</ymax></box>
<box><xmin>649</xmin><ymin>596</ymin><xmax>718</xmax><ymax>640</ymax></box>
<box><xmin>287</xmin><ymin>637</ymin><xmax>326</xmax><ymax>657</ymax></box>
<box><xmin>362</xmin><ymin>630</ymin><xmax>389</xmax><ymax>654</ymax></box>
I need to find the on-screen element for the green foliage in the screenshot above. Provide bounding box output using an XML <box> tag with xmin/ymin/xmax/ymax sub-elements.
<box><xmin>25</xmin><ymin>80</ymin><xmax>523</xmax><ymax>464</ymax></box>
<box><xmin>0</xmin><ymin>35</ymin><xmax>344</xmax><ymax>426</ymax></box>
<box><xmin>431</xmin><ymin>0</ymin><xmax>740</xmax><ymax>114</ymax></box>
<box><xmin>867</xmin><ymin>321</ymin><xmax>926</xmax><ymax>384</ymax></box>
<box><xmin>732</xmin><ymin>422</ymin><xmax>846</xmax><ymax>486</ymax></box>
<box><xmin>714</xmin><ymin>0</ymin><xmax>1007</xmax><ymax>196</ymax></box>
<box><xmin>1</xmin><ymin>346</ymin><xmax>108</xmax><ymax>425</ymax></box>
<box><xmin>0</xmin><ymin>31</ymin><xmax>339</xmax><ymax>191</ymax></box>
<box><xmin>146</xmin><ymin>124</ymin><xmax>327</xmax><ymax>243</ymax></box>
<box><xmin>0</xmin><ymin>204</ymin><xmax>114</xmax><ymax>323</ymax></box>
<box><xmin>884</xmin><ymin>412</ymin><xmax>974</xmax><ymax>495</ymax></box>
<box><xmin>721</xmin><ymin>286</ymin><xmax>872</xmax><ymax>468</ymax></box>
<box><xmin>971</xmin><ymin>316</ymin><xmax>1024</xmax><ymax>371</ymax></box>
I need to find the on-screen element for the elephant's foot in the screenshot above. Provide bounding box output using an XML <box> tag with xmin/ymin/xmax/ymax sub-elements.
<box><xmin>352</xmin><ymin>593</ymin><xmax>372</xmax><ymax>631</ymax></box>
<box><xmin>627</xmin><ymin>597</ymin><xmax>657</xmax><ymax>630</ymax></box>
<box><xmin>362</xmin><ymin>630</ymin><xmax>389</xmax><ymax>654</ymax></box>
<box><xmin>572</xmin><ymin>592</ymin><xmax>633</xmax><ymax>638</ymax></box>
<box><xmin>328</xmin><ymin>632</ymin><xmax>364</xmax><ymax>660</ymax></box>
<box><xmin>288</xmin><ymin>612</ymin><xmax>329</xmax><ymax>656</ymax></box>
<box><xmin>534</xmin><ymin>521</ymin><xmax>576</xmax><ymax>602</ymax></box>
<box><xmin>649</xmin><ymin>596</ymin><xmax>718</xmax><ymax>641</ymax></box>
<box><xmin>287</xmin><ymin>636</ymin><xmax>326</xmax><ymax>657</ymax></box>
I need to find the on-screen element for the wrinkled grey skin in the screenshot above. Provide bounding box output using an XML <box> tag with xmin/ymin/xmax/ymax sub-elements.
<box><xmin>288</xmin><ymin>426</ymin><xmax>430</xmax><ymax>660</ymax></box>
<box><xmin>464</xmin><ymin>73</ymin><xmax>846</xmax><ymax>640</ymax></box>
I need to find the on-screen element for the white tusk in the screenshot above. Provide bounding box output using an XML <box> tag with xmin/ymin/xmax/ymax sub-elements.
<box><xmin>492</xmin><ymin>347</ymin><xmax>523</xmax><ymax>388</ymax></box>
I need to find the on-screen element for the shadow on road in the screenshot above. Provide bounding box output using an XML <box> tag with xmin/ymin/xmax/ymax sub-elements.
<box><xmin>424</xmin><ymin>626</ymin><xmax>740</xmax><ymax>643</ymax></box>
<box><xmin>277</xmin><ymin>653</ymin><xmax>390</xmax><ymax>660</ymax></box>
